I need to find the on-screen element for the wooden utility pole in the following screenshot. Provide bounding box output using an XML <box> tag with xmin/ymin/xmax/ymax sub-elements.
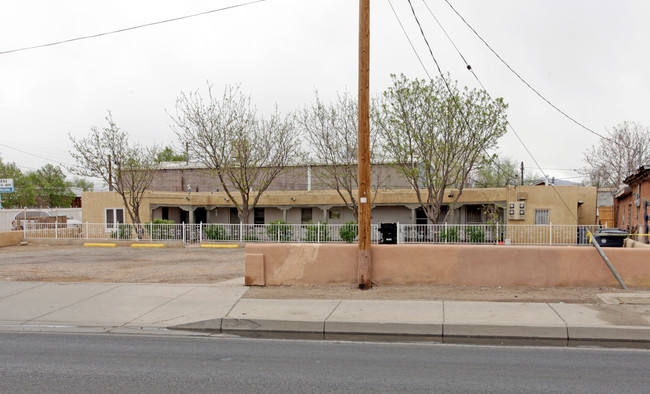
<box><xmin>358</xmin><ymin>0</ymin><xmax>372</xmax><ymax>289</ymax></box>
<box><xmin>520</xmin><ymin>161</ymin><xmax>524</xmax><ymax>186</ymax></box>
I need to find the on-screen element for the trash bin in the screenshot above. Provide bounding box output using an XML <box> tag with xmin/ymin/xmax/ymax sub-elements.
<box><xmin>592</xmin><ymin>228</ymin><xmax>628</xmax><ymax>247</ymax></box>
<box><xmin>378</xmin><ymin>223</ymin><xmax>397</xmax><ymax>244</ymax></box>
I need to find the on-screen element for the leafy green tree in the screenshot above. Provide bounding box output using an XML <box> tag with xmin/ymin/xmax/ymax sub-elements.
<box><xmin>0</xmin><ymin>159</ymin><xmax>35</xmax><ymax>208</ymax></box>
<box><xmin>68</xmin><ymin>177</ymin><xmax>95</xmax><ymax>192</ymax></box>
<box><xmin>28</xmin><ymin>164</ymin><xmax>76</xmax><ymax>207</ymax></box>
<box><xmin>472</xmin><ymin>157</ymin><xmax>540</xmax><ymax>187</ymax></box>
<box><xmin>155</xmin><ymin>146</ymin><xmax>187</xmax><ymax>163</ymax></box>
<box><xmin>377</xmin><ymin>74</ymin><xmax>508</xmax><ymax>223</ymax></box>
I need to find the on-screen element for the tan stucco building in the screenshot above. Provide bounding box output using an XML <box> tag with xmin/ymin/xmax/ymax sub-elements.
<box><xmin>82</xmin><ymin>184</ymin><xmax>597</xmax><ymax>227</ymax></box>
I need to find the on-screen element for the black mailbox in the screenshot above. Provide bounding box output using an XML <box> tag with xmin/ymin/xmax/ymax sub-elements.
<box><xmin>379</xmin><ymin>223</ymin><xmax>397</xmax><ymax>244</ymax></box>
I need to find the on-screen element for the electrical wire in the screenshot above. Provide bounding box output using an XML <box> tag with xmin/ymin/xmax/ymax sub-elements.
<box><xmin>0</xmin><ymin>0</ymin><xmax>266</xmax><ymax>56</ymax></box>
<box><xmin>405</xmin><ymin>0</ymin><xmax>579</xmax><ymax>220</ymax></box>
<box><xmin>440</xmin><ymin>0</ymin><xmax>618</xmax><ymax>147</ymax></box>
<box><xmin>387</xmin><ymin>0</ymin><xmax>431</xmax><ymax>79</ymax></box>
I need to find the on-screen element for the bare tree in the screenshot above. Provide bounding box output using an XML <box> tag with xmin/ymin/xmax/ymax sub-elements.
<box><xmin>69</xmin><ymin>112</ymin><xmax>159</xmax><ymax>227</ymax></box>
<box><xmin>377</xmin><ymin>74</ymin><xmax>508</xmax><ymax>223</ymax></box>
<box><xmin>581</xmin><ymin>121</ymin><xmax>650</xmax><ymax>188</ymax></box>
<box><xmin>171</xmin><ymin>84</ymin><xmax>300</xmax><ymax>224</ymax></box>
<box><xmin>298</xmin><ymin>92</ymin><xmax>384</xmax><ymax>220</ymax></box>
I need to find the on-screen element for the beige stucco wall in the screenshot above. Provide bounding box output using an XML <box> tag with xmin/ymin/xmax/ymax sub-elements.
<box><xmin>246</xmin><ymin>243</ymin><xmax>650</xmax><ymax>287</ymax></box>
<box><xmin>0</xmin><ymin>231</ymin><xmax>23</xmax><ymax>247</ymax></box>
<box><xmin>82</xmin><ymin>185</ymin><xmax>597</xmax><ymax>226</ymax></box>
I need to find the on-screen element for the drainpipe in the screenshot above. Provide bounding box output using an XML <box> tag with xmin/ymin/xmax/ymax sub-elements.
<box><xmin>307</xmin><ymin>165</ymin><xmax>312</xmax><ymax>192</ymax></box>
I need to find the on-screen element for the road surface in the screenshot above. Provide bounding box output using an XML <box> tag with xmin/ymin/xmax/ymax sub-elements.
<box><xmin>1</xmin><ymin>332</ymin><xmax>649</xmax><ymax>393</ymax></box>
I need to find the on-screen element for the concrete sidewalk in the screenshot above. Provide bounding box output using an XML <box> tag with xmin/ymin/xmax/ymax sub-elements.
<box><xmin>1</xmin><ymin>280</ymin><xmax>649</xmax><ymax>343</ymax></box>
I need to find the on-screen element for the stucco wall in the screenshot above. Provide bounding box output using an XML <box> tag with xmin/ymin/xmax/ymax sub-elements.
<box><xmin>246</xmin><ymin>243</ymin><xmax>650</xmax><ymax>287</ymax></box>
<box><xmin>82</xmin><ymin>185</ymin><xmax>597</xmax><ymax>226</ymax></box>
<box><xmin>0</xmin><ymin>231</ymin><xmax>23</xmax><ymax>247</ymax></box>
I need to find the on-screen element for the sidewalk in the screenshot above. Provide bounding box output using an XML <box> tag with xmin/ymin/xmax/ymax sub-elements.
<box><xmin>0</xmin><ymin>279</ymin><xmax>649</xmax><ymax>343</ymax></box>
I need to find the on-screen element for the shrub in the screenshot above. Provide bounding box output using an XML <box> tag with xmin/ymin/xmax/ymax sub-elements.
<box><xmin>339</xmin><ymin>221</ymin><xmax>358</xmax><ymax>243</ymax></box>
<box><xmin>438</xmin><ymin>227</ymin><xmax>458</xmax><ymax>242</ymax></box>
<box><xmin>204</xmin><ymin>224</ymin><xmax>230</xmax><ymax>241</ymax></box>
<box><xmin>466</xmin><ymin>226</ymin><xmax>485</xmax><ymax>243</ymax></box>
<box><xmin>110</xmin><ymin>223</ymin><xmax>133</xmax><ymax>239</ymax></box>
<box><xmin>266</xmin><ymin>220</ymin><xmax>293</xmax><ymax>242</ymax></box>
<box><xmin>304</xmin><ymin>221</ymin><xmax>331</xmax><ymax>242</ymax></box>
<box><xmin>145</xmin><ymin>219</ymin><xmax>177</xmax><ymax>240</ymax></box>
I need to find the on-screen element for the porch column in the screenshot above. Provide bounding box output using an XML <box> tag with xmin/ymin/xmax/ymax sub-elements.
<box><xmin>279</xmin><ymin>207</ymin><xmax>291</xmax><ymax>222</ymax></box>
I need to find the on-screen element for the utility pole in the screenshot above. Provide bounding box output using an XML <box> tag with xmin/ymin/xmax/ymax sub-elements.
<box><xmin>520</xmin><ymin>161</ymin><xmax>524</xmax><ymax>186</ymax></box>
<box><xmin>357</xmin><ymin>0</ymin><xmax>372</xmax><ymax>289</ymax></box>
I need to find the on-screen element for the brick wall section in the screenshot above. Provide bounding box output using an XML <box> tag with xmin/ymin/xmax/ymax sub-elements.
<box><xmin>149</xmin><ymin>164</ymin><xmax>412</xmax><ymax>192</ymax></box>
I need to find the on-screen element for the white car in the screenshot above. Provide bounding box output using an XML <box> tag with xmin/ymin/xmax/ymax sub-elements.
<box><xmin>12</xmin><ymin>211</ymin><xmax>82</xmax><ymax>230</ymax></box>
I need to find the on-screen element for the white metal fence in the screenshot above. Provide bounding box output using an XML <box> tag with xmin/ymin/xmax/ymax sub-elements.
<box><xmin>22</xmin><ymin>222</ymin><xmax>382</xmax><ymax>246</ymax></box>
<box><xmin>398</xmin><ymin>223</ymin><xmax>602</xmax><ymax>246</ymax></box>
<box><xmin>23</xmin><ymin>222</ymin><xmax>603</xmax><ymax>247</ymax></box>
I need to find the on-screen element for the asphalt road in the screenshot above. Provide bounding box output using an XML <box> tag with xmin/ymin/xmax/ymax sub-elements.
<box><xmin>1</xmin><ymin>332</ymin><xmax>649</xmax><ymax>393</ymax></box>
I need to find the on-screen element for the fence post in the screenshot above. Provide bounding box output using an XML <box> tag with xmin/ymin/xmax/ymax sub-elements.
<box><xmin>496</xmin><ymin>222</ymin><xmax>499</xmax><ymax>244</ymax></box>
<box><xmin>240</xmin><ymin>222</ymin><xmax>243</xmax><ymax>243</ymax></box>
<box><xmin>549</xmin><ymin>222</ymin><xmax>552</xmax><ymax>245</ymax></box>
<box><xmin>85</xmin><ymin>222</ymin><xmax>88</xmax><ymax>240</ymax></box>
<box><xmin>317</xmin><ymin>222</ymin><xmax>320</xmax><ymax>243</ymax></box>
<box><xmin>182</xmin><ymin>222</ymin><xmax>186</xmax><ymax>247</ymax></box>
<box><xmin>397</xmin><ymin>222</ymin><xmax>401</xmax><ymax>244</ymax></box>
<box><xmin>444</xmin><ymin>222</ymin><xmax>448</xmax><ymax>244</ymax></box>
<box><xmin>200</xmin><ymin>222</ymin><xmax>203</xmax><ymax>245</ymax></box>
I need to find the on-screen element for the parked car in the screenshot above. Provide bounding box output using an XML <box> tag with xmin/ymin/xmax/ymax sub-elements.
<box><xmin>12</xmin><ymin>211</ymin><xmax>82</xmax><ymax>230</ymax></box>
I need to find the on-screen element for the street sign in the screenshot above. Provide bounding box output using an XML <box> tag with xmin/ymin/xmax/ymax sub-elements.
<box><xmin>0</xmin><ymin>178</ymin><xmax>14</xmax><ymax>193</ymax></box>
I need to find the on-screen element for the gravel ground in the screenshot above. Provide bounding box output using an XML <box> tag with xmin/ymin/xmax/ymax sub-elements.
<box><xmin>1</xmin><ymin>243</ymin><xmax>639</xmax><ymax>304</ymax></box>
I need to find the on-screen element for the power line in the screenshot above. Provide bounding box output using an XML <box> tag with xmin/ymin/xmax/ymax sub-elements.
<box><xmin>387</xmin><ymin>0</ymin><xmax>431</xmax><ymax>79</ymax></box>
<box><xmin>405</xmin><ymin>0</ymin><xmax>578</xmax><ymax>220</ymax></box>
<box><xmin>0</xmin><ymin>0</ymin><xmax>266</xmax><ymax>56</ymax></box>
<box><xmin>440</xmin><ymin>0</ymin><xmax>617</xmax><ymax>146</ymax></box>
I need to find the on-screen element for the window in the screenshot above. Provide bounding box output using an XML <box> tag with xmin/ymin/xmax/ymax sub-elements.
<box><xmin>328</xmin><ymin>209</ymin><xmax>340</xmax><ymax>220</ymax></box>
<box><xmin>105</xmin><ymin>208</ymin><xmax>124</xmax><ymax>229</ymax></box>
<box><xmin>465</xmin><ymin>206</ymin><xmax>482</xmax><ymax>223</ymax></box>
<box><xmin>301</xmin><ymin>208</ymin><xmax>312</xmax><ymax>223</ymax></box>
<box><xmin>534</xmin><ymin>209</ymin><xmax>550</xmax><ymax>225</ymax></box>
<box><xmin>162</xmin><ymin>207</ymin><xmax>169</xmax><ymax>220</ymax></box>
<box><xmin>254</xmin><ymin>208</ymin><xmax>265</xmax><ymax>224</ymax></box>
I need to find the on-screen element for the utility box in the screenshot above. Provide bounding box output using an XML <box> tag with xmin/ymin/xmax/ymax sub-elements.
<box><xmin>593</xmin><ymin>228</ymin><xmax>628</xmax><ymax>247</ymax></box>
<box><xmin>508</xmin><ymin>201</ymin><xmax>526</xmax><ymax>221</ymax></box>
<box><xmin>378</xmin><ymin>223</ymin><xmax>397</xmax><ymax>244</ymax></box>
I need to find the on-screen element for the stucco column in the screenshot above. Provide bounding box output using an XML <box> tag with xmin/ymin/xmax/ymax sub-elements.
<box><xmin>279</xmin><ymin>207</ymin><xmax>291</xmax><ymax>222</ymax></box>
<box><xmin>405</xmin><ymin>204</ymin><xmax>420</xmax><ymax>224</ymax></box>
<box><xmin>319</xmin><ymin>205</ymin><xmax>334</xmax><ymax>222</ymax></box>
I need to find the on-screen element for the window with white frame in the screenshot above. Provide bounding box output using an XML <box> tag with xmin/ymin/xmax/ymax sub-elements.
<box><xmin>105</xmin><ymin>208</ymin><xmax>124</xmax><ymax>229</ymax></box>
<box><xmin>534</xmin><ymin>209</ymin><xmax>550</xmax><ymax>225</ymax></box>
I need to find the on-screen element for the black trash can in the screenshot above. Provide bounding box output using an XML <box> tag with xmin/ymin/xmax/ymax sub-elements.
<box><xmin>592</xmin><ymin>228</ymin><xmax>628</xmax><ymax>247</ymax></box>
<box><xmin>379</xmin><ymin>223</ymin><xmax>397</xmax><ymax>244</ymax></box>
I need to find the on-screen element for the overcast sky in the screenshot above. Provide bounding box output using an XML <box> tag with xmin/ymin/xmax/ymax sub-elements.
<box><xmin>1</xmin><ymin>0</ymin><xmax>649</xmax><ymax>190</ymax></box>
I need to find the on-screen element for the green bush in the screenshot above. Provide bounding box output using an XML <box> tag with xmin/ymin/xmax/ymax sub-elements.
<box><xmin>204</xmin><ymin>224</ymin><xmax>230</xmax><ymax>241</ymax></box>
<box><xmin>110</xmin><ymin>223</ymin><xmax>132</xmax><ymax>239</ymax></box>
<box><xmin>145</xmin><ymin>219</ymin><xmax>177</xmax><ymax>240</ymax></box>
<box><xmin>339</xmin><ymin>221</ymin><xmax>358</xmax><ymax>243</ymax></box>
<box><xmin>466</xmin><ymin>226</ymin><xmax>485</xmax><ymax>243</ymax></box>
<box><xmin>304</xmin><ymin>221</ymin><xmax>331</xmax><ymax>242</ymax></box>
<box><xmin>266</xmin><ymin>220</ymin><xmax>292</xmax><ymax>242</ymax></box>
<box><xmin>438</xmin><ymin>227</ymin><xmax>458</xmax><ymax>242</ymax></box>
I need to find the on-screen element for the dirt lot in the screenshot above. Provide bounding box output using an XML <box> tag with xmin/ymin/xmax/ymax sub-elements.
<box><xmin>0</xmin><ymin>243</ymin><xmax>640</xmax><ymax>304</ymax></box>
